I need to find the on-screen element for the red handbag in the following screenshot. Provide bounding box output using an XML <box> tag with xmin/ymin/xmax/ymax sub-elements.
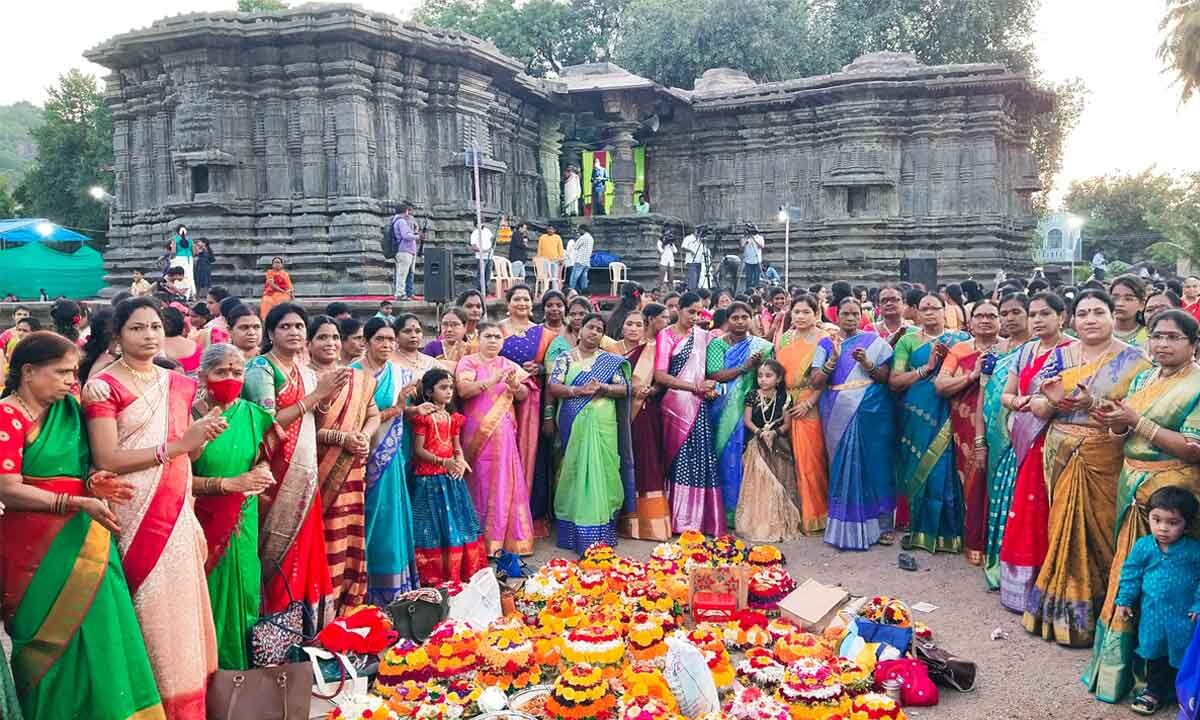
<box><xmin>875</xmin><ymin>658</ymin><xmax>939</xmax><ymax>706</ymax></box>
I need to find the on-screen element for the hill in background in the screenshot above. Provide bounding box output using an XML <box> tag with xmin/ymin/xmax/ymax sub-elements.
<box><xmin>0</xmin><ymin>102</ymin><xmax>42</xmax><ymax>184</ymax></box>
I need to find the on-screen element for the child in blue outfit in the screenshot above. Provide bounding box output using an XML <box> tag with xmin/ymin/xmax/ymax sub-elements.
<box><xmin>1115</xmin><ymin>485</ymin><xmax>1200</xmax><ymax>715</ymax></box>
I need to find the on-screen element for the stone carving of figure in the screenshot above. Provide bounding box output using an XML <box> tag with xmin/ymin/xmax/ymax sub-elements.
<box><xmin>563</xmin><ymin>165</ymin><xmax>582</xmax><ymax>216</ymax></box>
<box><xmin>591</xmin><ymin>158</ymin><xmax>609</xmax><ymax>216</ymax></box>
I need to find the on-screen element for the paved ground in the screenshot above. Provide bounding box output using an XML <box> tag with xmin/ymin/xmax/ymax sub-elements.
<box><xmin>530</xmin><ymin>533</ymin><xmax>1143</xmax><ymax>720</ymax></box>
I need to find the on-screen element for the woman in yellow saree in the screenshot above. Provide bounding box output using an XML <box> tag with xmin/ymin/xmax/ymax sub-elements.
<box><xmin>1</xmin><ymin>331</ymin><xmax>164</xmax><ymax>720</ymax></box>
<box><xmin>1022</xmin><ymin>289</ymin><xmax>1151</xmax><ymax>648</ymax></box>
<box><xmin>775</xmin><ymin>294</ymin><xmax>829</xmax><ymax>534</ymax></box>
<box><xmin>1083</xmin><ymin>309</ymin><xmax>1200</xmax><ymax>702</ymax></box>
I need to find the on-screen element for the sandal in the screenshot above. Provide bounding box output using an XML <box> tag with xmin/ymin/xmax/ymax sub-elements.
<box><xmin>1131</xmin><ymin>690</ymin><xmax>1162</xmax><ymax>716</ymax></box>
<box><xmin>878</xmin><ymin>531</ymin><xmax>896</xmax><ymax>546</ymax></box>
<box><xmin>898</xmin><ymin>552</ymin><xmax>919</xmax><ymax>572</ymax></box>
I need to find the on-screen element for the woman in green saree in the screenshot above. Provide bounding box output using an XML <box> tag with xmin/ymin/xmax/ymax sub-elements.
<box><xmin>0</xmin><ymin>331</ymin><xmax>164</xmax><ymax>720</ymax></box>
<box><xmin>547</xmin><ymin>313</ymin><xmax>633</xmax><ymax>554</ymax></box>
<box><xmin>889</xmin><ymin>292</ymin><xmax>970</xmax><ymax>553</ymax></box>
<box><xmin>1084</xmin><ymin>309</ymin><xmax>1200</xmax><ymax>702</ymax></box>
<box><xmin>192</xmin><ymin>343</ymin><xmax>278</xmax><ymax>670</ymax></box>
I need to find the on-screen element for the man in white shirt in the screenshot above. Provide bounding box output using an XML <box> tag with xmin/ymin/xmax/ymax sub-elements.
<box><xmin>741</xmin><ymin>225</ymin><xmax>764</xmax><ymax>292</ymax></box>
<box><xmin>681</xmin><ymin>230</ymin><xmax>703</xmax><ymax>290</ymax></box>
<box><xmin>470</xmin><ymin>221</ymin><xmax>495</xmax><ymax>295</ymax></box>
<box><xmin>569</xmin><ymin>224</ymin><xmax>595</xmax><ymax>293</ymax></box>
<box><xmin>657</xmin><ymin>235</ymin><xmax>676</xmax><ymax>290</ymax></box>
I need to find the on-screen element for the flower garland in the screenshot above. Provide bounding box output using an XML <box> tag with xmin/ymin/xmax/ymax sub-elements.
<box><xmin>561</xmin><ymin>621</ymin><xmax>626</xmax><ymax>676</ymax></box>
<box><xmin>477</xmin><ymin>619</ymin><xmax>541</xmax><ymax>691</ymax></box>
<box><xmin>424</xmin><ymin>620</ymin><xmax>480</xmax><ymax>678</ymax></box>
<box><xmin>546</xmin><ymin>663</ymin><xmax>617</xmax><ymax>720</ymax></box>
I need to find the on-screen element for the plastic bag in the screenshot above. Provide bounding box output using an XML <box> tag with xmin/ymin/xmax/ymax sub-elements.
<box><xmin>1178</xmin><ymin>623</ymin><xmax>1200</xmax><ymax>720</ymax></box>
<box><xmin>447</xmin><ymin>567</ymin><xmax>502</xmax><ymax>630</ymax></box>
<box><xmin>664</xmin><ymin>636</ymin><xmax>719</xmax><ymax>718</ymax></box>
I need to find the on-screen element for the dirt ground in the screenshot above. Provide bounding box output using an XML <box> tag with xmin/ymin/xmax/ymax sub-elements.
<box><xmin>530</xmin><ymin>533</ymin><xmax>1143</xmax><ymax>720</ymax></box>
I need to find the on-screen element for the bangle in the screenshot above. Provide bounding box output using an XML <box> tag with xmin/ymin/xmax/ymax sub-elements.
<box><xmin>973</xmin><ymin>437</ymin><xmax>986</xmax><ymax>449</ymax></box>
<box><xmin>296</xmin><ymin>398</ymin><xmax>309</xmax><ymax>415</ymax></box>
<box><xmin>154</xmin><ymin>443</ymin><xmax>169</xmax><ymax>465</ymax></box>
<box><xmin>1108</xmin><ymin>425</ymin><xmax>1132</xmax><ymax>439</ymax></box>
<box><xmin>54</xmin><ymin>492</ymin><xmax>69</xmax><ymax>514</ymax></box>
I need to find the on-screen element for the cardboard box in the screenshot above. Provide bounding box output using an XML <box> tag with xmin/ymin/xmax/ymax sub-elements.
<box><xmin>776</xmin><ymin>578</ymin><xmax>849</xmax><ymax>632</ymax></box>
<box><xmin>688</xmin><ymin>566</ymin><xmax>749</xmax><ymax>624</ymax></box>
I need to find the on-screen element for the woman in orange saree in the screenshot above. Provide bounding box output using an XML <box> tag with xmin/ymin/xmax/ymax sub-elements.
<box><xmin>244</xmin><ymin>303</ymin><xmax>347</xmax><ymax>618</ymax></box>
<box><xmin>307</xmin><ymin>315</ymin><xmax>378</xmax><ymax>618</ymax></box>
<box><xmin>84</xmin><ymin>297</ymin><xmax>219</xmax><ymax>719</ymax></box>
<box><xmin>259</xmin><ymin>256</ymin><xmax>293</xmax><ymax>320</ymax></box>
<box><xmin>935</xmin><ymin>299</ymin><xmax>1006</xmax><ymax>566</ymax></box>
<box><xmin>775</xmin><ymin>295</ymin><xmax>829</xmax><ymax>535</ymax></box>
<box><xmin>3</xmin><ymin>331</ymin><xmax>164</xmax><ymax>720</ymax></box>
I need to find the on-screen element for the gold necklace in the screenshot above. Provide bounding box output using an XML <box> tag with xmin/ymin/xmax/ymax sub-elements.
<box><xmin>1159</xmin><ymin>362</ymin><xmax>1196</xmax><ymax>380</ymax></box>
<box><xmin>267</xmin><ymin>351</ymin><xmax>296</xmax><ymax>375</ymax></box>
<box><xmin>11</xmin><ymin>393</ymin><xmax>43</xmax><ymax>422</ymax></box>
<box><xmin>119</xmin><ymin>356</ymin><xmax>158</xmax><ymax>382</ymax></box>
<box><xmin>430</xmin><ymin>408</ymin><xmax>449</xmax><ymax>447</ymax></box>
<box><xmin>758</xmin><ymin>389</ymin><xmax>780</xmax><ymax>428</ymax></box>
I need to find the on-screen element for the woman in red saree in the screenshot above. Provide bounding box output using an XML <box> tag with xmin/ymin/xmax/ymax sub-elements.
<box><xmin>243</xmin><ymin>303</ymin><xmax>347</xmax><ymax>617</ymax></box>
<box><xmin>308</xmin><ymin>316</ymin><xmax>378</xmax><ymax>618</ymax></box>
<box><xmin>997</xmin><ymin>292</ymin><xmax>1074</xmax><ymax>613</ymax></box>
<box><xmin>2</xmin><ymin>331</ymin><xmax>165</xmax><ymax>720</ymax></box>
<box><xmin>84</xmin><ymin>297</ymin><xmax>222</xmax><ymax>719</ymax></box>
<box><xmin>935</xmin><ymin>299</ymin><xmax>1007</xmax><ymax>566</ymax></box>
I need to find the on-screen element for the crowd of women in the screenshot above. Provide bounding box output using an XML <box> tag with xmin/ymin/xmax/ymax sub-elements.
<box><xmin>1</xmin><ymin>269</ymin><xmax>1199</xmax><ymax>718</ymax></box>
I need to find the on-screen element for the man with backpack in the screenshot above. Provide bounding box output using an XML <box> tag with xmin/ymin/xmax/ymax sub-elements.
<box><xmin>389</xmin><ymin>204</ymin><xmax>420</xmax><ymax>299</ymax></box>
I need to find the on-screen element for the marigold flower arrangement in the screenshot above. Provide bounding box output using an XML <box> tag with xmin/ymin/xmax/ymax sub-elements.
<box><xmin>735</xmin><ymin>647</ymin><xmax>786</xmax><ymax>690</ymax></box>
<box><xmin>517</xmin><ymin>573</ymin><xmax>566</xmax><ymax>621</ymax></box>
<box><xmin>544</xmin><ymin>557</ymin><xmax>580</xmax><ymax>583</ymax></box>
<box><xmin>546</xmin><ymin>663</ymin><xmax>617</xmax><ymax>720</ymax></box>
<box><xmin>376</xmin><ymin>678</ymin><xmax>428</xmax><ymax>711</ymax></box>
<box><xmin>727</xmin><ymin>686</ymin><xmax>792</xmax><ymax>720</ymax></box>
<box><xmin>562</xmin><ymin>621</ymin><xmax>626</xmax><ymax>676</ymax></box>
<box><xmin>774</xmin><ymin>659</ymin><xmax>849</xmax><ymax>720</ymax></box>
<box><xmin>686</xmin><ymin>625</ymin><xmax>734</xmax><ymax>689</ymax></box>
<box><xmin>530</xmin><ymin>624</ymin><xmax>564</xmax><ymax>669</ymax></box>
<box><xmin>620</xmin><ymin>663</ymin><xmax>677</xmax><ymax>711</ymax></box>
<box><xmin>607</xmin><ymin>556</ymin><xmax>648</xmax><ymax>591</ymax></box>
<box><xmin>677</xmin><ymin>530</ymin><xmax>707</xmax><ymax>549</ymax></box>
<box><xmin>647</xmin><ymin>556</ymin><xmax>683</xmax><ymax>578</ymax></box>
<box><xmin>571</xmin><ymin>568</ymin><xmax>611</xmax><ymax>601</ymax></box>
<box><xmin>326</xmin><ymin>693</ymin><xmax>401</xmax><ymax>720</ymax></box>
<box><xmin>650</xmin><ymin>542</ymin><xmax>682</xmax><ymax>561</ymax></box>
<box><xmin>619</xmin><ymin>695</ymin><xmax>679</xmax><ymax>720</ymax></box>
<box><xmin>683</xmin><ymin>548</ymin><xmax>714</xmax><ymax>572</ymax></box>
<box><xmin>580</xmin><ymin>542</ymin><xmax>618</xmax><ymax>571</ymax></box>
<box><xmin>724</xmin><ymin>611</ymin><xmax>772</xmax><ymax>650</ymax></box>
<box><xmin>766</xmin><ymin>618</ymin><xmax>799</xmax><ymax>643</ymax></box>
<box><xmin>626</xmin><ymin>612</ymin><xmax>669</xmax><ymax>663</ymax></box>
<box><xmin>747</xmin><ymin>545</ymin><xmax>785</xmax><ymax>567</ymax></box>
<box><xmin>849</xmin><ymin>693</ymin><xmax>906</xmax><ymax>720</ymax></box>
<box><xmin>747</xmin><ymin>568</ymin><xmax>797</xmax><ymax>614</ymax></box>
<box><xmin>376</xmin><ymin>639</ymin><xmax>434</xmax><ymax>686</ymax></box>
<box><xmin>859</xmin><ymin>597</ymin><xmax>911</xmax><ymax>628</ymax></box>
<box><xmin>441</xmin><ymin>677</ymin><xmax>482</xmax><ymax>710</ymax></box>
<box><xmin>774</xmin><ymin>631</ymin><xmax>833</xmax><ymax>664</ymax></box>
<box><xmin>425</xmin><ymin>620</ymin><xmax>481</xmax><ymax>678</ymax></box>
<box><xmin>477</xmin><ymin>619</ymin><xmax>541</xmax><ymax>691</ymax></box>
<box><xmin>540</xmin><ymin>595</ymin><xmax>588</xmax><ymax>636</ymax></box>
<box><xmin>623</xmin><ymin>582</ymin><xmax>680</xmax><ymax>621</ymax></box>
<box><xmin>707</xmin><ymin>535</ymin><xmax>747</xmax><ymax>566</ymax></box>
<box><xmin>830</xmin><ymin>658</ymin><xmax>873</xmax><ymax>697</ymax></box>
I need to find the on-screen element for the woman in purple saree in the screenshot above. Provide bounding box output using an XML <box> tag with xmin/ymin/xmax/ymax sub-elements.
<box><xmin>811</xmin><ymin>298</ymin><xmax>897</xmax><ymax>550</ymax></box>
<box><xmin>653</xmin><ymin>292</ymin><xmax>724</xmax><ymax>535</ymax></box>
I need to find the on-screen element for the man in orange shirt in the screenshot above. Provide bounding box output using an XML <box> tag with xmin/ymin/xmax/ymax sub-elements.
<box><xmin>537</xmin><ymin>224</ymin><xmax>565</xmax><ymax>291</ymax></box>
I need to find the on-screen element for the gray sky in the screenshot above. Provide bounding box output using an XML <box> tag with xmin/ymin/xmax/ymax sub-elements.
<box><xmin>2</xmin><ymin>1</ymin><xmax>1196</xmax><ymax>203</ymax></box>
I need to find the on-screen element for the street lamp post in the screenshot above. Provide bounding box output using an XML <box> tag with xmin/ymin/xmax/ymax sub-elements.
<box><xmin>777</xmin><ymin>204</ymin><xmax>799</xmax><ymax>287</ymax></box>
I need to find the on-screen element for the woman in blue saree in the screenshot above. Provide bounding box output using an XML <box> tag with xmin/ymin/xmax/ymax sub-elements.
<box><xmin>811</xmin><ymin>297</ymin><xmax>896</xmax><ymax>550</ymax></box>
<box><xmin>706</xmin><ymin>302</ymin><xmax>773</xmax><ymax>528</ymax></box>
<box><xmin>547</xmin><ymin>313</ymin><xmax>634</xmax><ymax>554</ymax></box>
<box><xmin>351</xmin><ymin>318</ymin><xmax>419</xmax><ymax>603</ymax></box>
<box><xmin>888</xmin><ymin>292</ymin><xmax>970</xmax><ymax>553</ymax></box>
<box><xmin>980</xmin><ymin>292</ymin><xmax>1031</xmax><ymax>589</ymax></box>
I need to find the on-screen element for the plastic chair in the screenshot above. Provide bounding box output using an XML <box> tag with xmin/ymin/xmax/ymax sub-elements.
<box><xmin>491</xmin><ymin>257</ymin><xmax>516</xmax><ymax>298</ymax></box>
<box><xmin>533</xmin><ymin>256</ymin><xmax>553</xmax><ymax>297</ymax></box>
<box><xmin>609</xmin><ymin>261</ymin><xmax>628</xmax><ymax>296</ymax></box>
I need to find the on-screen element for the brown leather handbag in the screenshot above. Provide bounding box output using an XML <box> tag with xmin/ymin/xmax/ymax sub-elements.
<box><xmin>206</xmin><ymin>662</ymin><xmax>312</xmax><ymax>720</ymax></box>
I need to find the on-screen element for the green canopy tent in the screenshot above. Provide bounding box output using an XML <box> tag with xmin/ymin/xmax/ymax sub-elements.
<box><xmin>0</xmin><ymin>219</ymin><xmax>105</xmax><ymax>300</ymax></box>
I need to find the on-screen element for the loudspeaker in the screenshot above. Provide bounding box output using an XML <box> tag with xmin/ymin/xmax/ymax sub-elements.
<box><xmin>424</xmin><ymin>247</ymin><xmax>455</xmax><ymax>303</ymax></box>
<box><xmin>899</xmin><ymin>257</ymin><xmax>938</xmax><ymax>290</ymax></box>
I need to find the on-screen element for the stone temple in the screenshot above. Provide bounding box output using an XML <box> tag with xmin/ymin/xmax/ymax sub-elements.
<box><xmin>85</xmin><ymin>4</ymin><xmax>1053</xmax><ymax>297</ymax></box>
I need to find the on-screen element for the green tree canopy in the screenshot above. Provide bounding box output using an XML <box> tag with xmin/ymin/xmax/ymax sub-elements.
<box><xmin>0</xmin><ymin>102</ymin><xmax>42</xmax><ymax>184</ymax></box>
<box><xmin>18</xmin><ymin>70</ymin><xmax>112</xmax><ymax>243</ymax></box>
<box><xmin>1062</xmin><ymin>169</ymin><xmax>1194</xmax><ymax>265</ymax></box>
<box><xmin>237</xmin><ymin>0</ymin><xmax>287</xmax><ymax>11</ymax></box>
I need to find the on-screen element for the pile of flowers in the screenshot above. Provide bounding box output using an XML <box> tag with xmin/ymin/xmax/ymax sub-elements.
<box><xmin>747</xmin><ymin>545</ymin><xmax>785</xmax><ymax>567</ymax></box>
<box><xmin>423</xmin><ymin>620</ymin><xmax>480</xmax><ymax>678</ymax></box>
<box><xmin>859</xmin><ymin>597</ymin><xmax>911</xmax><ymax>628</ymax></box>
<box><xmin>723</xmin><ymin>611</ymin><xmax>772</xmax><ymax>650</ymax></box>
<box><xmin>735</xmin><ymin>647</ymin><xmax>786</xmax><ymax>690</ymax></box>
<box><xmin>608</xmin><ymin>556</ymin><xmax>649</xmax><ymax>591</ymax></box>
<box><xmin>849</xmin><ymin>693</ymin><xmax>907</xmax><ymax>720</ymax></box>
<box><xmin>327</xmin><ymin>693</ymin><xmax>400</xmax><ymax>720</ymax></box>
<box><xmin>774</xmin><ymin>631</ymin><xmax>834</xmax><ymax>664</ymax></box>
<box><xmin>376</xmin><ymin>639</ymin><xmax>433</xmax><ymax>688</ymax></box>
<box><xmin>830</xmin><ymin>658</ymin><xmax>874</xmax><ymax>697</ymax></box>
<box><xmin>747</xmin><ymin>567</ymin><xmax>797</xmax><ymax>614</ymax></box>
<box><xmin>516</xmin><ymin>572</ymin><xmax>565</xmax><ymax>621</ymax></box>
<box><xmin>620</xmin><ymin>663</ymin><xmax>677</xmax><ymax>711</ymax></box>
<box><xmin>775</xmin><ymin>658</ymin><xmax>850</xmax><ymax>720</ymax></box>
<box><xmin>627</xmin><ymin>612</ymin><xmax>670</xmax><ymax>663</ymax></box>
<box><xmin>685</xmin><ymin>625</ymin><xmax>734</xmax><ymax>688</ymax></box>
<box><xmin>618</xmin><ymin>695</ymin><xmax>680</xmax><ymax>720</ymax></box>
<box><xmin>476</xmin><ymin>618</ymin><xmax>541</xmax><ymax>691</ymax></box>
<box><xmin>562</xmin><ymin>621</ymin><xmax>626</xmax><ymax>677</ymax></box>
<box><xmin>571</xmin><ymin>568</ymin><xmax>611</xmax><ymax>602</ymax></box>
<box><xmin>580</xmin><ymin>542</ymin><xmax>618</xmax><ymax>571</ymax></box>
<box><xmin>727</xmin><ymin>686</ymin><xmax>792</xmax><ymax>720</ymax></box>
<box><xmin>546</xmin><ymin>663</ymin><xmax>617</xmax><ymax>720</ymax></box>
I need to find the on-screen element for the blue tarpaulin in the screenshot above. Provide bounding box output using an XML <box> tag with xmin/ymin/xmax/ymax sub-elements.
<box><xmin>0</xmin><ymin>218</ymin><xmax>91</xmax><ymax>244</ymax></box>
<box><xmin>0</xmin><ymin>218</ymin><xmax>104</xmax><ymax>299</ymax></box>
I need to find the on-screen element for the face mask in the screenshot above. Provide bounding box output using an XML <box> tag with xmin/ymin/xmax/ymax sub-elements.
<box><xmin>206</xmin><ymin>378</ymin><xmax>244</xmax><ymax>405</ymax></box>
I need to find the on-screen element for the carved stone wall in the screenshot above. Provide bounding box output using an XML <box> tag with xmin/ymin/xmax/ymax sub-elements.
<box><xmin>645</xmin><ymin>54</ymin><xmax>1050</xmax><ymax>283</ymax></box>
<box><xmin>86</xmin><ymin>4</ymin><xmax>556</xmax><ymax>297</ymax></box>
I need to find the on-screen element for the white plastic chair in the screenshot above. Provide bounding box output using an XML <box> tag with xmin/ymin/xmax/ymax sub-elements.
<box><xmin>533</xmin><ymin>256</ymin><xmax>553</xmax><ymax>297</ymax></box>
<box><xmin>609</xmin><ymin>261</ymin><xmax>628</xmax><ymax>296</ymax></box>
<box><xmin>491</xmin><ymin>257</ymin><xmax>516</xmax><ymax>298</ymax></box>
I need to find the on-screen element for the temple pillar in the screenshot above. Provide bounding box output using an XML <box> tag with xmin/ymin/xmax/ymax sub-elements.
<box><xmin>605</xmin><ymin>121</ymin><xmax>640</xmax><ymax>216</ymax></box>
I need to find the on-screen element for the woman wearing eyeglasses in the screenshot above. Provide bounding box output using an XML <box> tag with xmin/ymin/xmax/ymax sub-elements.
<box><xmin>1083</xmin><ymin>308</ymin><xmax>1200</xmax><ymax>704</ymax></box>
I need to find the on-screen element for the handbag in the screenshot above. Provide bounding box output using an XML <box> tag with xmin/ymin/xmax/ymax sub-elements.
<box><xmin>493</xmin><ymin>550</ymin><xmax>530</xmax><ymax>581</ymax></box>
<box><xmin>385</xmin><ymin>588</ymin><xmax>448</xmax><ymax>643</ymax></box>
<box><xmin>205</xmin><ymin>662</ymin><xmax>312</xmax><ymax>720</ymax></box>
<box><xmin>302</xmin><ymin>647</ymin><xmax>371</xmax><ymax>717</ymax></box>
<box><xmin>913</xmin><ymin>639</ymin><xmax>977</xmax><ymax>692</ymax></box>
<box><xmin>855</xmin><ymin>618</ymin><xmax>914</xmax><ymax>655</ymax></box>
<box><xmin>875</xmin><ymin>658</ymin><xmax>938</xmax><ymax>707</ymax></box>
<box><xmin>249</xmin><ymin>563</ymin><xmax>315</xmax><ymax>667</ymax></box>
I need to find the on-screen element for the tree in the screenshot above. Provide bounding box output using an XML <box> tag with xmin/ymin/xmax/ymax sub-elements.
<box><xmin>1160</xmin><ymin>0</ymin><xmax>1200</xmax><ymax>103</ymax></box>
<box><xmin>19</xmin><ymin>70</ymin><xmax>112</xmax><ymax>243</ymax></box>
<box><xmin>0</xmin><ymin>177</ymin><xmax>19</xmax><ymax>218</ymax></box>
<box><xmin>0</xmin><ymin>102</ymin><xmax>43</xmax><ymax>184</ymax></box>
<box><xmin>1062</xmin><ymin>169</ymin><xmax>1180</xmax><ymax>264</ymax></box>
<box><xmin>414</xmin><ymin>0</ymin><xmax>626</xmax><ymax>75</ymax></box>
<box><xmin>237</xmin><ymin>0</ymin><xmax>287</xmax><ymax>11</ymax></box>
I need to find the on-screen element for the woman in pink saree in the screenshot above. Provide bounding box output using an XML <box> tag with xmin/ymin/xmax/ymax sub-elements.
<box><xmin>84</xmin><ymin>297</ymin><xmax>221</xmax><ymax>719</ymax></box>
<box><xmin>653</xmin><ymin>291</ymin><xmax>724</xmax><ymax>535</ymax></box>
<box><xmin>457</xmin><ymin>322</ymin><xmax>534</xmax><ymax>555</ymax></box>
